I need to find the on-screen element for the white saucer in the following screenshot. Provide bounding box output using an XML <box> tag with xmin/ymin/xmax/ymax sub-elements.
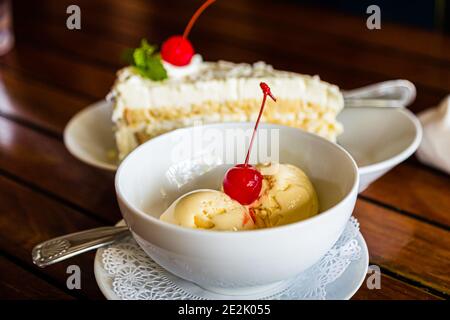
<box><xmin>64</xmin><ymin>100</ymin><xmax>421</xmax><ymax>191</ymax></box>
<box><xmin>93</xmin><ymin>219</ymin><xmax>369</xmax><ymax>300</ymax></box>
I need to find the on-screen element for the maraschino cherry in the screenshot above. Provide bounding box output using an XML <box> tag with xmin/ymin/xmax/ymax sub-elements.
<box><xmin>161</xmin><ymin>36</ymin><xmax>194</xmax><ymax>67</ymax></box>
<box><xmin>223</xmin><ymin>83</ymin><xmax>277</xmax><ymax>205</ymax></box>
<box><xmin>161</xmin><ymin>0</ymin><xmax>216</xmax><ymax>66</ymax></box>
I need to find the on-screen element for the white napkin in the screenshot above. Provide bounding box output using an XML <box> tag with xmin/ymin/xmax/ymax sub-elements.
<box><xmin>416</xmin><ymin>96</ymin><xmax>450</xmax><ymax>174</ymax></box>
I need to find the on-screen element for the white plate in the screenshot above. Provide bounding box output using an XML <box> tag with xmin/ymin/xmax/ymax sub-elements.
<box><xmin>64</xmin><ymin>100</ymin><xmax>422</xmax><ymax>191</ymax></box>
<box><xmin>64</xmin><ymin>101</ymin><xmax>118</xmax><ymax>170</ymax></box>
<box><xmin>93</xmin><ymin>221</ymin><xmax>369</xmax><ymax>300</ymax></box>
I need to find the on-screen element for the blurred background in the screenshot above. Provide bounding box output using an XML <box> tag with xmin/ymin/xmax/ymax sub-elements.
<box><xmin>298</xmin><ymin>0</ymin><xmax>449</xmax><ymax>31</ymax></box>
<box><xmin>2</xmin><ymin>0</ymin><xmax>448</xmax><ymax>113</ymax></box>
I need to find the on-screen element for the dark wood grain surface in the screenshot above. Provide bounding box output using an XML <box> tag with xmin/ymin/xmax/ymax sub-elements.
<box><xmin>0</xmin><ymin>0</ymin><xmax>449</xmax><ymax>300</ymax></box>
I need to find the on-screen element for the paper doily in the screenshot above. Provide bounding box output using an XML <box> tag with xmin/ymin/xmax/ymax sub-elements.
<box><xmin>100</xmin><ymin>217</ymin><xmax>362</xmax><ymax>300</ymax></box>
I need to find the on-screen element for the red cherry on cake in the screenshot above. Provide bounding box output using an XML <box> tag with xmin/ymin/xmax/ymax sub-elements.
<box><xmin>223</xmin><ymin>164</ymin><xmax>263</xmax><ymax>205</ymax></box>
<box><xmin>160</xmin><ymin>0</ymin><xmax>216</xmax><ymax>67</ymax></box>
<box><xmin>161</xmin><ymin>36</ymin><xmax>194</xmax><ymax>67</ymax></box>
<box><xmin>223</xmin><ymin>82</ymin><xmax>277</xmax><ymax>205</ymax></box>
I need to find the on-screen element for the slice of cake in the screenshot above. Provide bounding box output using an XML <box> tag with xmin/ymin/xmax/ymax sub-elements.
<box><xmin>108</xmin><ymin>55</ymin><xmax>344</xmax><ymax>160</ymax></box>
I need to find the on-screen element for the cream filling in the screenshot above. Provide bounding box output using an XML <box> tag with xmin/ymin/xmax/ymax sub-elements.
<box><xmin>114</xmin><ymin>114</ymin><xmax>343</xmax><ymax>160</ymax></box>
<box><xmin>109</xmin><ymin>61</ymin><xmax>344</xmax><ymax>122</ymax></box>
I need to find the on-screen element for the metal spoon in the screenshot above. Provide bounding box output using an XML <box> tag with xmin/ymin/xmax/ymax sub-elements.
<box><xmin>32</xmin><ymin>226</ymin><xmax>130</xmax><ymax>268</ymax></box>
<box><xmin>31</xmin><ymin>190</ymin><xmax>210</xmax><ymax>268</ymax></box>
<box><xmin>343</xmin><ymin>79</ymin><xmax>416</xmax><ymax>108</ymax></box>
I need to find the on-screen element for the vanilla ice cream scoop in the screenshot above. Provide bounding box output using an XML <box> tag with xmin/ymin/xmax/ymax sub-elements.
<box><xmin>160</xmin><ymin>189</ymin><xmax>255</xmax><ymax>231</ymax></box>
<box><xmin>250</xmin><ymin>163</ymin><xmax>319</xmax><ymax>228</ymax></box>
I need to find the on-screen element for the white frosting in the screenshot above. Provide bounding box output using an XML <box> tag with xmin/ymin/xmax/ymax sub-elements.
<box><xmin>109</xmin><ymin>60</ymin><xmax>344</xmax><ymax>121</ymax></box>
<box><xmin>162</xmin><ymin>54</ymin><xmax>203</xmax><ymax>79</ymax></box>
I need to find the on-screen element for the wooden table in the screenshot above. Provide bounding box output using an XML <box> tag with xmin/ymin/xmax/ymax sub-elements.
<box><xmin>0</xmin><ymin>0</ymin><xmax>449</xmax><ymax>300</ymax></box>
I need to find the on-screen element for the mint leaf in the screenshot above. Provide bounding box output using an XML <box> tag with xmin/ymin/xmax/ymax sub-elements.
<box><xmin>133</xmin><ymin>48</ymin><xmax>147</xmax><ymax>68</ymax></box>
<box><xmin>143</xmin><ymin>55</ymin><xmax>167</xmax><ymax>80</ymax></box>
<box><xmin>122</xmin><ymin>39</ymin><xmax>168</xmax><ymax>81</ymax></box>
<box><xmin>140</xmin><ymin>39</ymin><xmax>155</xmax><ymax>54</ymax></box>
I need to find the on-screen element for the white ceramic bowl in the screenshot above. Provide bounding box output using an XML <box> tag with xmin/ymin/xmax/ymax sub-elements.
<box><xmin>115</xmin><ymin>123</ymin><xmax>359</xmax><ymax>295</ymax></box>
<box><xmin>338</xmin><ymin>107</ymin><xmax>422</xmax><ymax>192</ymax></box>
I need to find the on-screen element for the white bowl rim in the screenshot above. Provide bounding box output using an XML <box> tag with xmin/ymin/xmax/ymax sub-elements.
<box><xmin>115</xmin><ymin>122</ymin><xmax>359</xmax><ymax>237</ymax></box>
<box><xmin>356</xmin><ymin>107</ymin><xmax>422</xmax><ymax>175</ymax></box>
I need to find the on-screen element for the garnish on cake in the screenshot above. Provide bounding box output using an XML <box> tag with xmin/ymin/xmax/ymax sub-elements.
<box><xmin>123</xmin><ymin>39</ymin><xmax>168</xmax><ymax>81</ymax></box>
<box><xmin>161</xmin><ymin>0</ymin><xmax>215</xmax><ymax>67</ymax></box>
<box><xmin>123</xmin><ymin>0</ymin><xmax>216</xmax><ymax>80</ymax></box>
<box><xmin>109</xmin><ymin>1</ymin><xmax>344</xmax><ymax>161</ymax></box>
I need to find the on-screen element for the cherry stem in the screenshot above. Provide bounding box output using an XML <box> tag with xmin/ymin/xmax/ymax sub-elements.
<box><xmin>182</xmin><ymin>0</ymin><xmax>216</xmax><ymax>39</ymax></box>
<box><xmin>244</xmin><ymin>82</ymin><xmax>277</xmax><ymax>166</ymax></box>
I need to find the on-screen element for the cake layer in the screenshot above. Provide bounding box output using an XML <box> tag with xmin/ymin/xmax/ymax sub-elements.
<box><xmin>109</xmin><ymin>60</ymin><xmax>345</xmax><ymax>160</ymax></box>
<box><xmin>114</xmin><ymin>98</ymin><xmax>343</xmax><ymax>160</ymax></box>
<box><xmin>110</xmin><ymin>61</ymin><xmax>343</xmax><ymax>119</ymax></box>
